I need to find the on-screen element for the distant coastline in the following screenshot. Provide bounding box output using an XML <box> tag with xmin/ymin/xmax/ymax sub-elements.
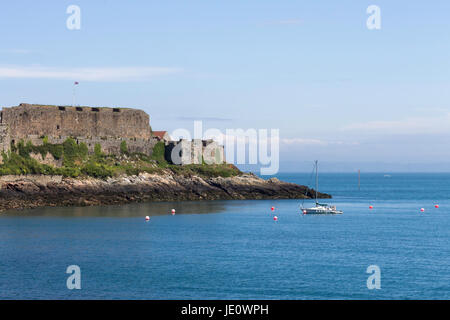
<box><xmin>241</xmin><ymin>161</ymin><xmax>450</xmax><ymax>173</ymax></box>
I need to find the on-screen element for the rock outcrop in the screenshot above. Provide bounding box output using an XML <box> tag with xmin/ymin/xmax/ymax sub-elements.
<box><xmin>0</xmin><ymin>172</ymin><xmax>331</xmax><ymax>212</ymax></box>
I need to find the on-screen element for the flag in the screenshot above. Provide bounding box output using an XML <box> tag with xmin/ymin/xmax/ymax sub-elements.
<box><xmin>74</xmin><ymin>81</ymin><xmax>79</xmax><ymax>85</ymax></box>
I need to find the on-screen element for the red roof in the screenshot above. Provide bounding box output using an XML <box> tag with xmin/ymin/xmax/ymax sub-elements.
<box><xmin>153</xmin><ymin>131</ymin><xmax>168</xmax><ymax>139</ymax></box>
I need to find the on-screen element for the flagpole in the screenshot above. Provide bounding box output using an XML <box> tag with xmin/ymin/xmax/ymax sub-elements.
<box><xmin>72</xmin><ymin>81</ymin><xmax>79</xmax><ymax>107</ymax></box>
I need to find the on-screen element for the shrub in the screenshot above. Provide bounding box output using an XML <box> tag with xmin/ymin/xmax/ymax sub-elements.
<box><xmin>175</xmin><ymin>164</ymin><xmax>242</xmax><ymax>178</ymax></box>
<box><xmin>17</xmin><ymin>140</ymin><xmax>30</xmax><ymax>158</ymax></box>
<box><xmin>59</xmin><ymin>166</ymin><xmax>81</xmax><ymax>178</ymax></box>
<box><xmin>94</xmin><ymin>143</ymin><xmax>103</xmax><ymax>158</ymax></box>
<box><xmin>0</xmin><ymin>151</ymin><xmax>58</xmax><ymax>175</ymax></box>
<box><xmin>120</xmin><ymin>140</ymin><xmax>128</xmax><ymax>154</ymax></box>
<box><xmin>62</xmin><ymin>138</ymin><xmax>77</xmax><ymax>166</ymax></box>
<box><xmin>44</xmin><ymin>144</ymin><xmax>63</xmax><ymax>160</ymax></box>
<box><xmin>62</xmin><ymin>138</ymin><xmax>88</xmax><ymax>166</ymax></box>
<box><xmin>10</xmin><ymin>141</ymin><xmax>17</xmax><ymax>153</ymax></box>
<box><xmin>78</xmin><ymin>142</ymin><xmax>89</xmax><ymax>158</ymax></box>
<box><xmin>151</xmin><ymin>141</ymin><xmax>167</xmax><ymax>165</ymax></box>
<box><xmin>81</xmin><ymin>162</ymin><xmax>114</xmax><ymax>179</ymax></box>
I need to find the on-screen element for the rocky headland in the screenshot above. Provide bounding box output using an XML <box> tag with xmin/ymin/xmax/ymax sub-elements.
<box><xmin>0</xmin><ymin>172</ymin><xmax>331</xmax><ymax>213</ymax></box>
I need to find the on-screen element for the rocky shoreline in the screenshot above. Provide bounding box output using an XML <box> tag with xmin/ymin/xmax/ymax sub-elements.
<box><xmin>0</xmin><ymin>172</ymin><xmax>331</xmax><ymax>213</ymax></box>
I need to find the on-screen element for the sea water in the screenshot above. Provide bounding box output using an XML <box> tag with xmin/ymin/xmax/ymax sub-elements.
<box><xmin>0</xmin><ymin>173</ymin><xmax>449</xmax><ymax>299</ymax></box>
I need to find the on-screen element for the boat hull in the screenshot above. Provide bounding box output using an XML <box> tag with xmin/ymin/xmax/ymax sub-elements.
<box><xmin>302</xmin><ymin>208</ymin><xmax>343</xmax><ymax>215</ymax></box>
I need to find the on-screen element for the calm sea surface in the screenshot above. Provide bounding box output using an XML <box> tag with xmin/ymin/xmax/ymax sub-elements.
<box><xmin>0</xmin><ymin>173</ymin><xmax>449</xmax><ymax>299</ymax></box>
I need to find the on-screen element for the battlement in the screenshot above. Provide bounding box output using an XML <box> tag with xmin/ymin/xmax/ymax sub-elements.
<box><xmin>0</xmin><ymin>103</ymin><xmax>155</xmax><ymax>156</ymax></box>
<box><xmin>0</xmin><ymin>103</ymin><xmax>151</xmax><ymax>140</ymax></box>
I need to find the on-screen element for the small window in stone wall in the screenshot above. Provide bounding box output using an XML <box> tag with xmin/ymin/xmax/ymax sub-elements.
<box><xmin>113</xmin><ymin>108</ymin><xmax>120</xmax><ymax>113</ymax></box>
<box><xmin>58</xmin><ymin>106</ymin><xmax>66</xmax><ymax>111</ymax></box>
<box><xmin>76</xmin><ymin>107</ymin><xmax>83</xmax><ymax>111</ymax></box>
<box><xmin>57</xmin><ymin>125</ymin><xmax>60</xmax><ymax>130</ymax></box>
<box><xmin>92</xmin><ymin>108</ymin><xmax>99</xmax><ymax>112</ymax></box>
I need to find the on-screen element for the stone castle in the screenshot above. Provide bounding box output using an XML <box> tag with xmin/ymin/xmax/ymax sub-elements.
<box><xmin>0</xmin><ymin>103</ymin><xmax>224</xmax><ymax>165</ymax></box>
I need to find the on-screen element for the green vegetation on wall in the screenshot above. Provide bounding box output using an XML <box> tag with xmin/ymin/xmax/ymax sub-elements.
<box><xmin>62</xmin><ymin>138</ymin><xmax>88</xmax><ymax>166</ymax></box>
<box><xmin>16</xmin><ymin>138</ymin><xmax>64</xmax><ymax>160</ymax></box>
<box><xmin>0</xmin><ymin>151</ymin><xmax>58</xmax><ymax>176</ymax></box>
<box><xmin>120</xmin><ymin>140</ymin><xmax>128</xmax><ymax>155</ymax></box>
<box><xmin>150</xmin><ymin>141</ymin><xmax>167</xmax><ymax>165</ymax></box>
<box><xmin>94</xmin><ymin>143</ymin><xmax>103</xmax><ymax>159</ymax></box>
<box><xmin>0</xmin><ymin>138</ymin><xmax>240</xmax><ymax>179</ymax></box>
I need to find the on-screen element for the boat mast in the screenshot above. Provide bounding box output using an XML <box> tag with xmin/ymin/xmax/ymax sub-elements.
<box><xmin>315</xmin><ymin>160</ymin><xmax>318</xmax><ymax>205</ymax></box>
<box><xmin>358</xmin><ymin>169</ymin><xmax>361</xmax><ymax>191</ymax></box>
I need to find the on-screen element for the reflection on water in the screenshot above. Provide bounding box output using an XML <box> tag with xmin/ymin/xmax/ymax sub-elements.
<box><xmin>1</xmin><ymin>200</ymin><xmax>229</xmax><ymax>217</ymax></box>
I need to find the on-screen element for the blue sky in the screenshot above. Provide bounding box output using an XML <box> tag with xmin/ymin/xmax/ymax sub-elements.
<box><xmin>0</xmin><ymin>1</ymin><xmax>449</xmax><ymax>170</ymax></box>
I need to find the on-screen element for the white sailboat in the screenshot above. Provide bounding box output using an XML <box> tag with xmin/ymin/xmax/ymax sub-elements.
<box><xmin>301</xmin><ymin>160</ymin><xmax>343</xmax><ymax>215</ymax></box>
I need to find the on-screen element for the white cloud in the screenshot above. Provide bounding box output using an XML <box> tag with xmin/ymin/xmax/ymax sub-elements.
<box><xmin>281</xmin><ymin>138</ymin><xmax>327</xmax><ymax>145</ymax></box>
<box><xmin>342</xmin><ymin>113</ymin><xmax>450</xmax><ymax>135</ymax></box>
<box><xmin>0</xmin><ymin>65</ymin><xmax>182</xmax><ymax>82</ymax></box>
<box><xmin>281</xmin><ymin>138</ymin><xmax>359</xmax><ymax>146</ymax></box>
<box><xmin>264</xmin><ymin>19</ymin><xmax>302</xmax><ymax>26</ymax></box>
<box><xmin>191</xmin><ymin>132</ymin><xmax>357</xmax><ymax>147</ymax></box>
<box><xmin>0</xmin><ymin>49</ymin><xmax>32</xmax><ymax>54</ymax></box>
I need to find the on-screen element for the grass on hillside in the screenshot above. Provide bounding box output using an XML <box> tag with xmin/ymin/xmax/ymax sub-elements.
<box><xmin>0</xmin><ymin>138</ymin><xmax>241</xmax><ymax>179</ymax></box>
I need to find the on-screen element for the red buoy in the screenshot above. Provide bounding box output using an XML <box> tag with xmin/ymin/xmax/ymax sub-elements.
<box><xmin>171</xmin><ymin>209</ymin><xmax>176</xmax><ymax>215</ymax></box>
<box><xmin>271</xmin><ymin>207</ymin><xmax>275</xmax><ymax>211</ymax></box>
<box><xmin>145</xmin><ymin>216</ymin><xmax>150</xmax><ymax>221</ymax></box>
<box><xmin>435</xmin><ymin>205</ymin><xmax>439</xmax><ymax>209</ymax></box>
<box><xmin>273</xmin><ymin>216</ymin><xmax>278</xmax><ymax>221</ymax></box>
<box><xmin>369</xmin><ymin>206</ymin><xmax>373</xmax><ymax>210</ymax></box>
<box><xmin>420</xmin><ymin>208</ymin><xmax>425</xmax><ymax>212</ymax></box>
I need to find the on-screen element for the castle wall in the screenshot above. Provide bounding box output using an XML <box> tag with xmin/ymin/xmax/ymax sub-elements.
<box><xmin>165</xmin><ymin>139</ymin><xmax>224</xmax><ymax>165</ymax></box>
<box><xmin>0</xmin><ymin>103</ymin><xmax>224</xmax><ymax>164</ymax></box>
<box><xmin>0</xmin><ymin>124</ymin><xmax>10</xmax><ymax>153</ymax></box>
<box><xmin>1</xmin><ymin>104</ymin><xmax>151</xmax><ymax>140</ymax></box>
<box><xmin>23</xmin><ymin>134</ymin><xmax>156</xmax><ymax>156</ymax></box>
<box><xmin>0</xmin><ymin>124</ymin><xmax>10</xmax><ymax>164</ymax></box>
<box><xmin>0</xmin><ymin>103</ymin><xmax>155</xmax><ymax>156</ymax></box>
<box><xmin>165</xmin><ymin>139</ymin><xmax>192</xmax><ymax>165</ymax></box>
<box><xmin>203</xmin><ymin>140</ymin><xmax>224</xmax><ymax>164</ymax></box>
